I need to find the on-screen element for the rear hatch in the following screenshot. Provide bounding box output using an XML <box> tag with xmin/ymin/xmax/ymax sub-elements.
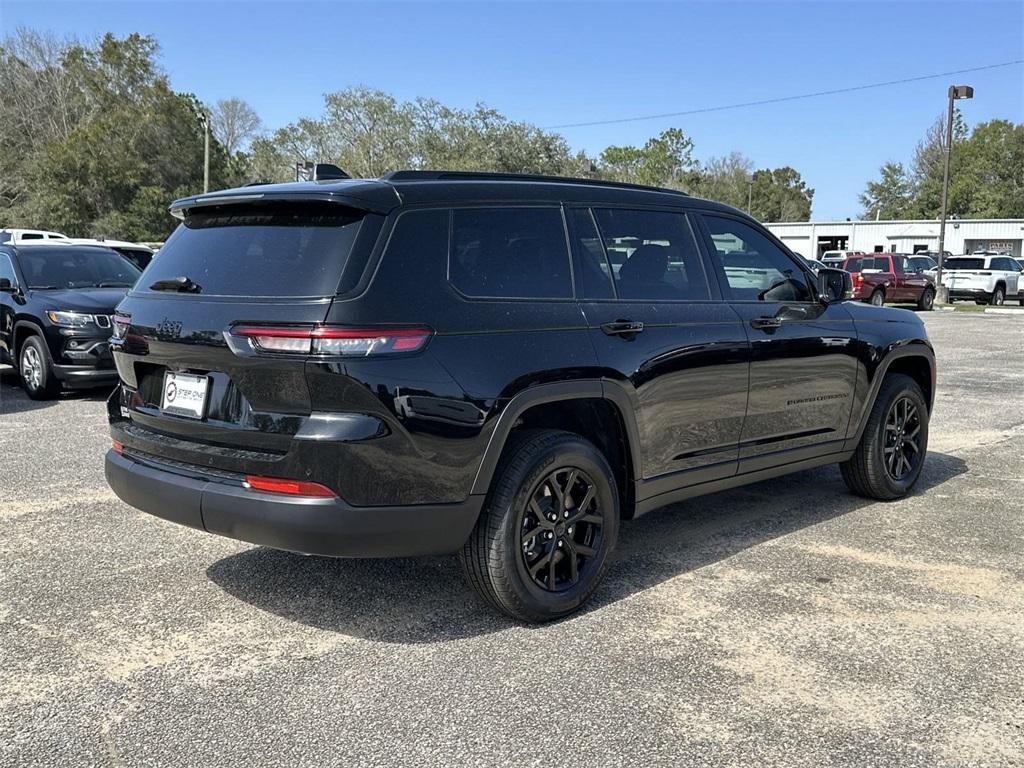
<box><xmin>110</xmin><ymin>199</ymin><xmax>383</xmax><ymax>471</ymax></box>
<box><xmin>940</xmin><ymin>257</ymin><xmax>990</xmax><ymax>289</ymax></box>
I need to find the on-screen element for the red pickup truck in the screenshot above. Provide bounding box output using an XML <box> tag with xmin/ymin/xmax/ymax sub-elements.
<box><xmin>842</xmin><ymin>253</ymin><xmax>936</xmax><ymax>310</ymax></box>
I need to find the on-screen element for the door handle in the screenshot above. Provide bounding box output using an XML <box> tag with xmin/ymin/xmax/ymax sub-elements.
<box><xmin>750</xmin><ymin>316</ymin><xmax>783</xmax><ymax>330</ymax></box>
<box><xmin>601</xmin><ymin>320</ymin><xmax>644</xmax><ymax>336</ymax></box>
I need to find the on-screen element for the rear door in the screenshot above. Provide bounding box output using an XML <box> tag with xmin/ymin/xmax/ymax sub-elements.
<box><xmin>112</xmin><ymin>200</ymin><xmax>382</xmax><ymax>455</ymax></box>
<box><xmin>568</xmin><ymin>206</ymin><xmax>749</xmax><ymax>492</ymax></box>
<box><xmin>696</xmin><ymin>213</ymin><xmax>859</xmax><ymax>471</ymax></box>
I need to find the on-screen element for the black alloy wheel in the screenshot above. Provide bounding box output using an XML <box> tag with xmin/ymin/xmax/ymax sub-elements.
<box><xmin>519</xmin><ymin>467</ymin><xmax>604</xmax><ymax>592</ymax></box>
<box><xmin>882</xmin><ymin>396</ymin><xmax>923</xmax><ymax>481</ymax></box>
<box><xmin>459</xmin><ymin>429</ymin><xmax>619</xmax><ymax>622</ymax></box>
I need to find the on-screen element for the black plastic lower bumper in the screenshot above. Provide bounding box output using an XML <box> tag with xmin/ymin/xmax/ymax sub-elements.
<box><xmin>104</xmin><ymin>450</ymin><xmax>483</xmax><ymax>557</ymax></box>
<box><xmin>53</xmin><ymin>363</ymin><xmax>118</xmax><ymax>387</ymax></box>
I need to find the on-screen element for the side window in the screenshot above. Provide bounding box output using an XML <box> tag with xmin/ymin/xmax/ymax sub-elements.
<box><xmin>567</xmin><ymin>209</ymin><xmax>615</xmax><ymax>299</ymax></box>
<box><xmin>591</xmin><ymin>208</ymin><xmax>710</xmax><ymax>301</ymax></box>
<box><xmin>0</xmin><ymin>254</ymin><xmax>16</xmax><ymax>285</ymax></box>
<box><xmin>702</xmin><ymin>215</ymin><xmax>811</xmax><ymax>302</ymax></box>
<box><xmin>450</xmin><ymin>208</ymin><xmax>572</xmax><ymax>299</ymax></box>
<box><xmin>20</xmin><ymin>233</ymin><xmax>43</xmax><ymax>241</ymax></box>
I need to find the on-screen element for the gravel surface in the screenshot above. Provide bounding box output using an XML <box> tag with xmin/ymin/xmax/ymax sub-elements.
<box><xmin>1</xmin><ymin>311</ymin><xmax>1022</xmax><ymax>767</ymax></box>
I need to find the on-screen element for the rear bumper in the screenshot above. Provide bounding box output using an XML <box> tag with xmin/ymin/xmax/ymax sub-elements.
<box><xmin>105</xmin><ymin>449</ymin><xmax>483</xmax><ymax>557</ymax></box>
<box><xmin>946</xmin><ymin>288</ymin><xmax>990</xmax><ymax>300</ymax></box>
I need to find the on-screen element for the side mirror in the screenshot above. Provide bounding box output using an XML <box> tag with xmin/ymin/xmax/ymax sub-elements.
<box><xmin>0</xmin><ymin>277</ymin><xmax>14</xmax><ymax>292</ymax></box>
<box><xmin>817</xmin><ymin>268</ymin><xmax>852</xmax><ymax>303</ymax></box>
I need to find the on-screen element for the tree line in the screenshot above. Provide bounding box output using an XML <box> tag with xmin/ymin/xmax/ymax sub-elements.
<box><xmin>859</xmin><ymin>112</ymin><xmax>1024</xmax><ymax>220</ymax></box>
<box><xmin>9</xmin><ymin>30</ymin><xmax>1018</xmax><ymax>243</ymax></box>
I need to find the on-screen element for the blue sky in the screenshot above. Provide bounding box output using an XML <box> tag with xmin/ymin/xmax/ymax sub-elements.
<box><xmin>2</xmin><ymin>0</ymin><xmax>1022</xmax><ymax>219</ymax></box>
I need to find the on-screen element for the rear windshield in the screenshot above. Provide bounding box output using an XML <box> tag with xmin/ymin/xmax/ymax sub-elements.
<box><xmin>17</xmin><ymin>246</ymin><xmax>141</xmax><ymax>289</ymax></box>
<box><xmin>143</xmin><ymin>202</ymin><xmax>365</xmax><ymax>297</ymax></box>
<box><xmin>844</xmin><ymin>256</ymin><xmax>889</xmax><ymax>272</ymax></box>
<box><xmin>944</xmin><ymin>258</ymin><xmax>985</xmax><ymax>270</ymax></box>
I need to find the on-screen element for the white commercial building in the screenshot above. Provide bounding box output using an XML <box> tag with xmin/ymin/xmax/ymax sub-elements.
<box><xmin>765</xmin><ymin>218</ymin><xmax>1024</xmax><ymax>259</ymax></box>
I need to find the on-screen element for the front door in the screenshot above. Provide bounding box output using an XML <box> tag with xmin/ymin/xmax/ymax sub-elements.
<box><xmin>697</xmin><ymin>214</ymin><xmax>860</xmax><ymax>472</ymax></box>
<box><xmin>567</xmin><ymin>206</ymin><xmax>749</xmax><ymax>493</ymax></box>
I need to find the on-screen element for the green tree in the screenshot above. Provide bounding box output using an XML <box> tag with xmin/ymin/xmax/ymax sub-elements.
<box><xmin>749</xmin><ymin>166</ymin><xmax>814</xmax><ymax>222</ymax></box>
<box><xmin>598</xmin><ymin>128</ymin><xmax>697</xmax><ymax>189</ymax></box>
<box><xmin>693</xmin><ymin>152</ymin><xmax>755</xmax><ymax>210</ymax></box>
<box><xmin>0</xmin><ymin>30</ymin><xmax>227</xmax><ymax>239</ymax></box>
<box><xmin>858</xmin><ymin>161</ymin><xmax>913</xmax><ymax>219</ymax></box>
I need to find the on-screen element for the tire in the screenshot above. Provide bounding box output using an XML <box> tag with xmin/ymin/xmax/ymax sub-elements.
<box><xmin>840</xmin><ymin>373</ymin><xmax>928</xmax><ymax>500</ymax></box>
<box><xmin>869</xmin><ymin>289</ymin><xmax>885</xmax><ymax>307</ymax></box>
<box><xmin>459</xmin><ymin>429</ymin><xmax>619</xmax><ymax>622</ymax></box>
<box><xmin>990</xmin><ymin>286</ymin><xmax>1004</xmax><ymax>306</ymax></box>
<box><xmin>917</xmin><ymin>287</ymin><xmax>935</xmax><ymax>311</ymax></box>
<box><xmin>19</xmin><ymin>335</ymin><xmax>60</xmax><ymax>400</ymax></box>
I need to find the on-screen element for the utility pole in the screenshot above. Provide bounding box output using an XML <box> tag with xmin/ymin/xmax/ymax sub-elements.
<box><xmin>936</xmin><ymin>84</ymin><xmax>973</xmax><ymax>303</ymax></box>
<box><xmin>747</xmin><ymin>179</ymin><xmax>753</xmax><ymax>214</ymax></box>
<box><xmin>202</xmin><ymin>109</ymin><xmax>210</xmax><ymax>193</ymax></box>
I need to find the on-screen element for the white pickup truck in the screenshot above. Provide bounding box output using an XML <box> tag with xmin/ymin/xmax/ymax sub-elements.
<box><xmin>941</xmin><ymin>253</ymin><xmax>1023</xmax><ymax>306</ymax></box>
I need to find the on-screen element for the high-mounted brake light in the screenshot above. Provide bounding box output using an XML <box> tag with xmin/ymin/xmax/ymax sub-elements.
<box><xmin>230</xmin><ymin>325</ymin><xmax>432</xmax><ymax>357</ymax></box>
<box><xmin>244</xmin><ymin>475</ymin><xmax>337</xmax><ymax>498</ymax></box>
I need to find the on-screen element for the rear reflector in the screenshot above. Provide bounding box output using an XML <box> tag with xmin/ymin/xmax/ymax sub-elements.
<box><xmin>244</xmin><ymin>475</ymin><xmax>337</xmax><ymax>498</ymax></box>
<box><xmin>112</xmin><ymin>440</ymin><xmax>124</xmax><ymax>455</ymax></box>
<box><xmin>231</xmin><ymin>325</ymin><xmax>431</xmax><ymax>357</ymax></box>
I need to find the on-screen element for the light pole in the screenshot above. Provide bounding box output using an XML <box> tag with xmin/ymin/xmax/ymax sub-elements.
<box><xmin>199</xmin><ymin>109</ymin><xmax>210</xmax><ymax>193</ymax></box>
<box><xmin>935</xmin><ymin>84</ymin><xmax>973</xmax><ymax>303</ymax></box>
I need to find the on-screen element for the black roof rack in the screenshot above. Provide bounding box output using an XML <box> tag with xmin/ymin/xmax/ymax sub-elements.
<box><xmin>382</xmin><ymin>170</ymin><xmax>689</xmax><ymax>196</ymax></box>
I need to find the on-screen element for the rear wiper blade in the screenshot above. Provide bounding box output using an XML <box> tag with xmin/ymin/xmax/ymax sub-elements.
<box><xmin>149</xmin><ymin>276</ymin><xmax>201</xmax><ymax>293</ymax></box>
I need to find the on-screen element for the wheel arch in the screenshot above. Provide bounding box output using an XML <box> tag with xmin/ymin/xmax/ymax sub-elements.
<box><xmin>470</xmin><ymin>380</ymin><xmax>642</xmax><ymax>517</ymax></box>
<box><xmin>12</xmin><ymin>319</ymin><xmax>45</xmax><ymax>360</ymax></box>
<box><xmin>847</xmin><ymin>343</ymin><xmax>935</xmax><ymax>448</ymax></box>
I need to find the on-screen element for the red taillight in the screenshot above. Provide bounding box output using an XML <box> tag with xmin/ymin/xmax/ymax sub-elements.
<box><xmin>230</xmin><ymin>325</ymin><xmax>432</xmax><ymax>357</ymax></box>
<box><xmin>112</xmin><ymin>440</ymin><xmax>124</xmax><ymax>455</ymax></box>
<box><xmin>244</xmin><ymin>475</ymin><xmax>336</xmax><ymax>498</ymax></box>
<box><xmin>852</xmin><ymin>272</ymin><xmax>863</xmax><ymax>287</ymax></box>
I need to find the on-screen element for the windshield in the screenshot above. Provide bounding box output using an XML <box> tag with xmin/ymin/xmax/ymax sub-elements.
<box><xmin>143</xmin><ymin>202</ymin><xmax>365</xmax><ymax>297</ymax></box>
<box><xmin>17</xmin><ymin>246</ymin><xmax>141</xmax><ymax>289</ymax></box>
<box><xmin>944</xmin><ymin>258</ymin><xmax>985</xmax><ymax>270</ymax></box>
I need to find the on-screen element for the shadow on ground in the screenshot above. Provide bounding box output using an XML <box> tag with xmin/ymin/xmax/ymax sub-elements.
<box><xmin>0</xmin><ymin>370</ymin><xmax>112</xmax><ymax>415</ymax></box>
<box><xmin>206</xmin><ymin>450</ymin><xmax>968</xmax><ymax>644</ymax></box>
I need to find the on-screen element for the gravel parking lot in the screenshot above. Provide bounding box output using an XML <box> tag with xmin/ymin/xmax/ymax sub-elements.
<box><xmin>1</xmin><ymin>311</ymin><xmax>1022</xmax><ymax>768</ymax></box>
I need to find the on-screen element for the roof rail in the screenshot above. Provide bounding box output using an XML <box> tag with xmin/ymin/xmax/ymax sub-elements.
<box><xmin>381</xmin><ymin>170</ymin><xmax>689</xmax><ymax>196</ymax></box>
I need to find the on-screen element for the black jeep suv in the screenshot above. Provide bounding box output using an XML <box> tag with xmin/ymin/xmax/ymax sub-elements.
<box><xmin>1</xmin><ymin>244</ymin><xmax>141</xmax><ymax>398</ymax></box>
<box><xmin>104</xmin><ymin>171</ymin><xmax>935</xmax><ymax>622</ymax></box>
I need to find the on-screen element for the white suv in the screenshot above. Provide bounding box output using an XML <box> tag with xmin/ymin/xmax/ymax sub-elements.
<box><xmin>0</xmin><ymin>228</ymin><xmax>71</xmax><ymax>244</ymax></box>
<box><xmin>941</xmin><ymin>253</ymin><xmax>1022</xmax><ymax>306</ymax></box>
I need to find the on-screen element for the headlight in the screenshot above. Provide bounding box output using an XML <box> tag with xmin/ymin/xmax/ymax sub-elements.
<box><xmin>46</xmin><ymin>310</ymin><xmax>96</xmax><ymax>328</ymax></box>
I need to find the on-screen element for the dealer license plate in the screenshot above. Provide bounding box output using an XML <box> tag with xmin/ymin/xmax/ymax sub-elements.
<box><xmin>160</xmin><ymin>371</ymin><xmax>210</xmax><ymax>419</ymax></box>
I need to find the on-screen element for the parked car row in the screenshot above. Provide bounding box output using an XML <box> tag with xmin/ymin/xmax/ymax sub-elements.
<box><xmin>804</xmin><ymin>249</ymin><xmax>1024</xmax><ymax>307</ymax></box>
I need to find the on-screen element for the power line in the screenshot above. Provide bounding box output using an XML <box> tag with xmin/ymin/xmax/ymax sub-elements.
<box><xmin>543</xmin><ymin>60</ymin><xmax>1024</xmax><ymax>130</ymax></box>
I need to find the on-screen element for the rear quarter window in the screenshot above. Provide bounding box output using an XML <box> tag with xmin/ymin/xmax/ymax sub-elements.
<box><xmin>142</xmin><ymin>202</ymin><xmax>366</xmax><ymax>297</ymax></box>
<box><xmin>449</xmin><ymin>207</ymin><xmax>572</xmax><ymax>299</ymax></box>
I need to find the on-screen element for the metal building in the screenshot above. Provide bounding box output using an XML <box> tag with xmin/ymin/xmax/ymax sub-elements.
<box><xmin>765</xmin><ymin>218</ymin><xmax>1024</xmax><ymax>259</ymax></box>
